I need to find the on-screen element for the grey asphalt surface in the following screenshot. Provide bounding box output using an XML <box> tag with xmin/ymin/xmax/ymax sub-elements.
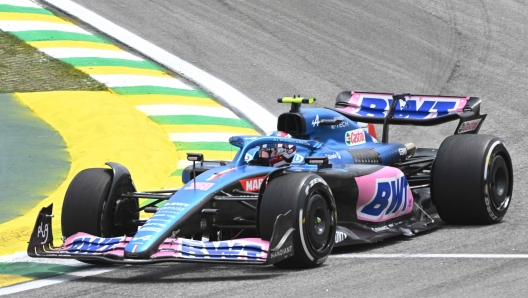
<box><xmin>19</xmin><ymin>0</ymin><xmax>528</xmax><ymax>297</ymax></box>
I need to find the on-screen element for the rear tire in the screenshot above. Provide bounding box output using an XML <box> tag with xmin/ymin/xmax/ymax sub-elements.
<box><xmin>431</xmin><ymin>135</ymin><xmax>513</xmax><ymax>224</ymax></box>
<box><xmin>258</xmin><ymin>173</ymin><xmax>336</xmax><ymax>269</ymax></box>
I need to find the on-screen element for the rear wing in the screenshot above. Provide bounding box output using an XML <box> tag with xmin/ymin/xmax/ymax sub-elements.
<box><xmin>329</xmin><ymin>91</ymin><xmax>486</xmax><ymax>136</ymax></box>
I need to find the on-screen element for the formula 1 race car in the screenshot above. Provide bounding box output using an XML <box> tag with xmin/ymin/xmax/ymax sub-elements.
<box><xmin>28</xmin><ymin>92</ymin><xmax>513</xmax><ymax>269</ymax></box>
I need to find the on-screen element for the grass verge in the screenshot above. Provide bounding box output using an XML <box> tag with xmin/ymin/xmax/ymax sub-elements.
<box><xmin>0</xmin><ymin>30</ymin><xmax>107</xmax><ymax>93</ymax></box>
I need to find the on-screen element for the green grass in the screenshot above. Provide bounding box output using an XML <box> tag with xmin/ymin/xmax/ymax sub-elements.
<box><xmin>0</xmin><ymin>30</ymin><xmax>107</xmax><ymax>93</ymax></box>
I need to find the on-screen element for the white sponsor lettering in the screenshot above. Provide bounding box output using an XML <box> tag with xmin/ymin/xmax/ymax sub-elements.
<box><xmin>270</xmin><ymin>245</ymin><xmax>293</xmax><ymax>259</ymax></box>
<box><xmin>240</xmin><ymin>176</ymin><xmax>266</xmax><ymax>192</ymax></box>
<box><xmin>331</xmin><ymin>121</ymin><xmax>350</xmax><ymax>129</ymax></box>
<box><xmin>139</xmin><ymin>227</ymin><xmax>162</xmax><ymax>232</ymax></box>
<box><xmin>316</xmin><ymin>255</ymin><xmax>328</xmax><ymax>264</ymax></box>
<box><xmin>132</xmin><ymin>235</ymin><xmax>152</xmax><ymax>241</ymax></box>
<box><xmin>326</xmin><ymin>152</ymin><xmax>341</xmax><ymax>160</ymax></box>
<box><xmin>335</xmin><ymin>231</ymin><xmax>347</xmax><ymax>243</ymax></box>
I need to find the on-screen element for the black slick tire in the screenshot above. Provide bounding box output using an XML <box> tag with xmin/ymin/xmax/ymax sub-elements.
<box><xmin>431</xmin><ymin>134</ymin><xmax>513</xmax><ymax>224</ymax></box>
<box><xmin>61</xmin><ymin>168</ymin><xmax>138</xmax><ymax>238</ymax></box>
<box><xmin>258</xmin><ymin>173</ymin><xmax>336</xmax><ymax>269</ymax></box>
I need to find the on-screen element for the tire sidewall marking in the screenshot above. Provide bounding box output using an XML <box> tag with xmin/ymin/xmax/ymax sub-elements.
<box><xmin>483</xmin><ymin>140</ymin><xmax>508</xmax><ymax>221</ymax></box>
<box><xmin>298</xmin><ymin>177</ymin><xmax>336</xmax><ymax>263</ymax></box>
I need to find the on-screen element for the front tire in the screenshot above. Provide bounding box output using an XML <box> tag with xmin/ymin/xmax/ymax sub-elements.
<box><xmin>258</xmin><ymin>173</ymin><xmax>337</xmax><ymax>269</ymax></box>
<box><xmin>431</xmin><ymin>134</ymin><xmax>513</xmax><ymax>224</ymax></box>
<box><xmin>61</xmin><ymin>168</ymin><xmax>138</xmax><ymax>238</ymax></box>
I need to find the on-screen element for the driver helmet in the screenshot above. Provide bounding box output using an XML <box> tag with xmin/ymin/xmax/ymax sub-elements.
<box><xmin>260</xmin><ymin>131</ymin><xmax>297</xmax><ymax>167</ymax></box>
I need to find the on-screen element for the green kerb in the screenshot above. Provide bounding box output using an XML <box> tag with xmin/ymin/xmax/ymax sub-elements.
<box><xmin>61</xmin><ymin>57</ymin><xmax>164</xmax><ymax>71</ymax></box>
<box><xmin>150</xmin><ymin>115</ymin><xmax>253</xmax><ymax>128</ymax></box>
<box><xmin>11</xmin><ymin>31</ymin><xmax>110</xmax><ymax>43</ymax></box>
<box><xmin>0</xmin><ymin>5</ymin><xmax>54</xmax><ymax>15</ymax></box>
<box><xmin>171</xmin><ymin>169</ymin><xmax>184</xmax><ymax>177</ymax></box>
<box><xmin>173</xmin><ymin>141</ymin><xmax>237</xmax><ymax>151</ymax></box>
<box><xmin>0</xmin><ymin>262</ymin><xmax>80</xmax><ymax>279</ymax></box>
<box><xmin>112</xmin><ymin>86</ymin><xmax>209</xmax><ymax>97</ymax></box>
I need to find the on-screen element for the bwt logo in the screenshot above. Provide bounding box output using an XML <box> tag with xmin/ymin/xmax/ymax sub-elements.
<box><xmin>356</xmin><ymin>97</ymin><xmax>460</xmax><ymax>118</ymax></box>
<box><xmin>181</xmin><ymin>240</ymin><xmax>265</xmax><ymax>260</ymax></box>
<box><xmin>68</xmin><ymin>236</ymin><xmax>123</xmax><ymax>253</ymax></box>
<box><xmin>357</xmin><ymin>174</ymin><xmax>413</xmax><ymax>221</ymax></box>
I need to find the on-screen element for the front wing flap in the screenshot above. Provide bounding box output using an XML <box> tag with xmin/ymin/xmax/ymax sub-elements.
<box><xmin>27</xmin><ymin>204</ymin><xmax>294</xmax><ymax>265</ymax></box>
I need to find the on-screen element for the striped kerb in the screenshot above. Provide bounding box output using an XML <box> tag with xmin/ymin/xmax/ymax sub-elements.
<box><xmin>0</xmin><ymin>1</ymin><xmax>260</xmax><ymax>197</ymax></box>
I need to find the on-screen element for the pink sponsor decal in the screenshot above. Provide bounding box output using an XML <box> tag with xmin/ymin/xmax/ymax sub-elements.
<box><xmin>153</xmin><ymin>238</ymin><xmax>269</xmax><ymax>261</ymax></box>
<box><xmin>355</xmin><ymin>167</ymin><xmax>413</xmax><ymax>222</ymax></box>
<box><xmin>340</xmin><ymin>92</ymin><xmax>469</xmax><ymax>118</ymax></box>
<box><xmin>184</xmin><ymin>182</ymin><xmax>215</xmax><ymax>191</ymax></box>
<box><xmin>206</xmin><ymin>168</ymin><xmax>236</xmax><ymax>181</ymax></box>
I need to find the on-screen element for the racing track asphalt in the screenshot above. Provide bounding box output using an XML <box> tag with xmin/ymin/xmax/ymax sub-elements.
<box><xmin>4</xmin><ymin>0</ymin><xmax>528</xmax><ymax>297</ymax></box>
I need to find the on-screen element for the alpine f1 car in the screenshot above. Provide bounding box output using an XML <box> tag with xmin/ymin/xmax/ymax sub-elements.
<box><xmin>28</xmin><ymin>92</ymin><xmax>513</xmax><ymax>269</ymax></box>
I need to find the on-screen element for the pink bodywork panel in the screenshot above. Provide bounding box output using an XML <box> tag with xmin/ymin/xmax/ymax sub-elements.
<box><xmin>355</xmin><ymin>167</ymin><xmax>414</xmax><ymax>222</ymax></box>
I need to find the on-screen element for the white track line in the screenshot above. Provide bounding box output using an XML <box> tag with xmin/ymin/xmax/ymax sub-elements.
<box><xmin>0</xmin><ymin>252</ymin><xmax>86</xmax><ymax>265</ymax></box>
<box><xmin>42</xmin><ymin>0</ymin><xmax>277</xmax><ymax>133</ymax></box>
<box><xmin>330</xmin><ymin>254</ymin><xmax>528</xmax><ymax>259</ymax></box>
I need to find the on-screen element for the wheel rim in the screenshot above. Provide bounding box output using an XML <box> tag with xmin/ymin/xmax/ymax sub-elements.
<box><xmin>488</xmin><ymin>155</ymin><xmax>510</xmax><ymax>211</ymax></box>
<box><xmin>305</xmin><ymin>193</ymin><xmax>334</xmax><ymax>251</ymax></box>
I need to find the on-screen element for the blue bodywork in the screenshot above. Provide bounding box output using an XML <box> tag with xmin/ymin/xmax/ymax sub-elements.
<box><xmin>124</xmin><ymin>108</ymin><xmax>409</xmax><ymax>258</ymax></box>
<box><xmin>28</xmin><ymin>92</ymin><xmax>488</xmax><ymax>264</ymax></box>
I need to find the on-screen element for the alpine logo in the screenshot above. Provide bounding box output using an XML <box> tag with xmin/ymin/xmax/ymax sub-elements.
<box><xmin>239</xmin><ymin>176</ymin><xmax>266</xmax><ymax>192</ymax></box>
<box><xmin>458</xmin><ymin>119</ymin><xmax>481</xmax><ymax>133</ymax></box>
<box><xmin>345</xmin><ymin>129</ymin><xmax>366</xmax><ymax>146</ymax></box>
<box><xmin>312</xmin><ymin>115</ymin><xmax>320</xmax><ymax>127</ymax></box>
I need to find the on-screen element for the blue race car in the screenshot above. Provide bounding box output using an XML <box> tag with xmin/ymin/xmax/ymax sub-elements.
<box><xmin>28</xmin><ymin>92</ymin><xmax>513</xmax><ymax>269</ymax></box>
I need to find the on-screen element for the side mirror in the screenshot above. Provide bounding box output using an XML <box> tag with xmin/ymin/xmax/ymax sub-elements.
<box><xmin>186</xmin><ymin>153</ymin><xmax>204</xmax><ymax>162</ymax></box>
<box><xmin>186</xmin><ymin>153</ymin><xmax>204</xmax><ymax>189</ymax></box>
